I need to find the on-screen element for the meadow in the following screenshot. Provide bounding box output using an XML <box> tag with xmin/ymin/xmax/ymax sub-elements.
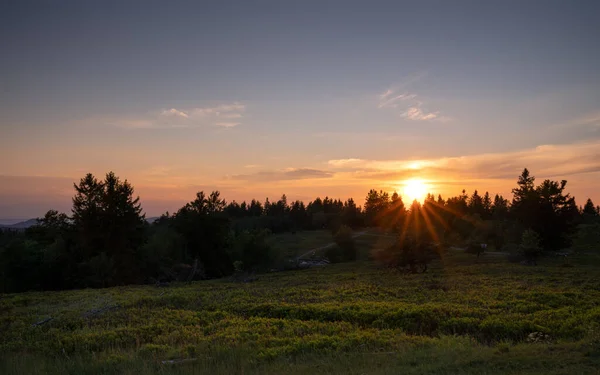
<box><xmin>1</xmin><ymin>245</ymin><xmax>600</xmax><ymax>374</ymax></box>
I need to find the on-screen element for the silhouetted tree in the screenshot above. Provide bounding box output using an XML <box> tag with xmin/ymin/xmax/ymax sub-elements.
<box><xmin>171</xmin><ymin>191</ymin><xmax>233</xmax><ymax>278</ymax></box>
<box><xmin>468</xmin><ymin>190</ymin><xmax>484</xmax><ymax>217</ymax></box>
<box><xmin>248</xmin><ymin>199</ymin><xmax>263</xmax><ymax>216</ymax></box>
<box><xmin>582</xmin><ymin>198</ymin><xmax>598</xmax><ymax>221</ymax></box>
<box><xmin>482</xmin><ymin>192</ymin><xmax>492</xmax><ymax>219</ymax></box>
<box><xmin>492</xmin><ymin>194</ymin><xmax>509</xmax><ymax>220</ymax></box>
<box><xmin>364</xmin><ymin>189</ymin><xmax>390</xmax><ymax>227</ymax></box>
<box><xmin>342</xmin><ymin>198</ymin><xmax>363</xmax><ymax>228</ymax></box>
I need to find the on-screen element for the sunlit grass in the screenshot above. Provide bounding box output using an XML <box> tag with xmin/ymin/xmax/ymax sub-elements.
<box><xmin>1</xmin><ymin>253</ymin><xmax>600</xmax><ymax>374</ymax></box>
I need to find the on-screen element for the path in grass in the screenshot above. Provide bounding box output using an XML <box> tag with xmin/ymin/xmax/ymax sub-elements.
<box><xmin>294</xmin><ymin>230</ymin><xmax>368</xmax><ymax>260</ymax></box>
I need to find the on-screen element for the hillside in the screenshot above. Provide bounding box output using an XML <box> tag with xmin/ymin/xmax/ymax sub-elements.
<box><xmin>0</xmin><ymin>217</ymin><xmax>160</xmax><ymax>231</ymax></box>
<box><xmin>1</xmin><ymin>252</ymin><xmax>599</xmax><ymax>374</ymax></box>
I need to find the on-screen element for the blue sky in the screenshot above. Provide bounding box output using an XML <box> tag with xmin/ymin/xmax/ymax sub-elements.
<box><xmin>1</xmin><ymin>0</ymin><xmax>599</xmax><ymax>219</ymax></box>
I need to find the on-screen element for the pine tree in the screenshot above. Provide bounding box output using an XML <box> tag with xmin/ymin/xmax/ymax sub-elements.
<box><xmin>72</xmin><ymin>172</ymin><xmax>145</xmax><ymax>285</ymax></box>
<box><xmin>387</xmin><ymin>192</ymin><xmax>406</xmax><ymax>230</ymax></box>
<box><xmin>582</xmin><ymin>198</ymin><xmax>598</xmax><ymax>217</ymax></box>
<box><xmin>492</xmin><ymin>194</ymin><xmax>509</xmax><ymax>220</ymax></box>
<box><xmin>510</xmin><ymin>169</ymin><xmax>540</xmax><ymax>239</ymax></box>
<box><xmin>364</xmin><ymin>189</ymin><xmax>390</xmax><ymax>227</ymax></box>
<box><xmin>100</xmin><ymin>172</ymin><xmax>145</xmax><ymax>284</ymax></box>
<box><xmin>72</xmin><ymin>173</ymin><xmax>105</xmax><ymax>259</ymax></box>
<box><xmin>468</xmin><ymin>190</ymin><xmax>484</xmax><ymax>218</ymax></box>
<box><xmin>482</xmin><ymin>192</ymin><xmax>492</xmax><ymax>219</ymax></box>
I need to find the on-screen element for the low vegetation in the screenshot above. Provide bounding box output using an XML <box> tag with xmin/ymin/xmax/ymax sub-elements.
<box><xmin>1</xmin><ymin>254</ymin><xmax>600</xmax><ymax>374</ymax></box>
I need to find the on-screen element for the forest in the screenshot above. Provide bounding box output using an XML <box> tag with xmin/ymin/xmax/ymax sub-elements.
<box><xmin>0</xmin><ymin>168</ymin><xmax>599</xmax><ymax>293</ymax></box>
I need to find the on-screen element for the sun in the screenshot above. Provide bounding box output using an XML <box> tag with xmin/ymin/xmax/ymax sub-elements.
<box><xmin>403</xmin><ymin>178</ymin><xmax>428</xmax><ymax>202</ymax></box>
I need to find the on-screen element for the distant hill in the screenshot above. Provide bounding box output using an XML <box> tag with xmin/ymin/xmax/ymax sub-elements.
<box><xmin>0</xmin><ymin>219</ymin><xmax>40</xmax><ymax>230</ymax></box>
<box><xmin>0</xmin><ymin>217</ymin><xmax>160</xmax><ymax>230</ymax></box>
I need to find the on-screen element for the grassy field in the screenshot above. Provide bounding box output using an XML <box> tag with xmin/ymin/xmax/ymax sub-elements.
<box><xmin>267</xmin><ymin>229</ymin><xmax>395</xmax><ymax>260</ymax></box>
<box><xmin>267</xmin><ymin>230</ymin><xmax>336</xmax><ymax>258</ymax></box>
<box><xmin>1</xmin><ymin>249</ymin><xmax>600</xmax><ymax>374</ymax></box>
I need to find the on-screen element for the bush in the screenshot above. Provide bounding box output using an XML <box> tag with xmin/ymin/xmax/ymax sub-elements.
<box><xmin>335</xmin><ymin>226</ymin><xmax>356</xmax><ymax>262</ymax></box>
<box><xmin>228</xmin><ymin>229</ymin><xmax>275</xmax><ymax>271</ymax></box>
<box><xmin>519</xmin><ymin>229</ymin><xmax>542</xmax><ymax>265</ymax></box>
<box><xmin>374</xmin><ymin>237</ymin><xmax>438</xmax><ymax>273</ymax></box>
<box><xmin>571</xmin><ymin>223</ymin><xmax>600</xmax><ymax>254</ymax></box>
<box><xmin>139</xmin><ymin>227</ymin><xmax>186</xmax><ymax>281</ymax></box>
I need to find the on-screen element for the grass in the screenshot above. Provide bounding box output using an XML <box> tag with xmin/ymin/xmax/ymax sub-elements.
<box><xmin>1</xmin><ymin>250</ymin><xmax>600</xmax><ymax>374</ymax></box>
<box><xmin>267</xmin><ymin>230</ymin><xmax>336</xmax><ymax>258</ymax></box>
<box><xmin>267</xmin><ymin>228</ymin><xmax>395</xmax><ymax>260</ymax></box>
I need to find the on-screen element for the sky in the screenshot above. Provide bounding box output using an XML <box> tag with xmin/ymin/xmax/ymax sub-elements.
<box><xmin>1</xmin><ymin>0</ymin><xmax>600</xmax><ymax>221</ymax></box>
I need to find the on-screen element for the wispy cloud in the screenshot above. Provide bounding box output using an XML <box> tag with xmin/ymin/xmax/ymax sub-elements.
<box><xmin>112</xmin><ymin>102</ymin><xmax>246</xmax><ymax>129</ymax></box>
<box><xmin>377</xmin><ymin>89</ymin><xmax>443</xmax><ymax>121</ymax></box>
<box><xmin>327</xmin><ymin>140</ymin><xmax>600</xmax><ymax>185</ymax></box>
<box><xmin>377</xmin><ymin>73</ymin><xmax>446</xmax><ymax>121</ymax></box>
<box><xmin>215</xmin><ymin>122</ymin><xmax>241</xmax><ymax>128</ymax></box>
<box><xmin>160</xmin><ymin>108</ymin><xmax>189</xmax><ymax>119</ymax></box>
<box><xmin>402</xmin><ymin>106</ymin><xmax>438</xmax><ymax>120</ymax></box>
<box><xmin>378</xmin><ymin>92</ymin><xmax>417</xmax><ymax>108</ymax></box>
<box><xmin>189</xmin><ymin>103</ymin><xmax>246</xmax><ymax>117</ymax></box>
<box><xmin>379</xmin><ymin>89</ymin><xmax>393</xmax><ymax>100</ymax></box>
<box><xmin>227</xmin><ymin>168</ymin><xmax>334</xmax><ymax>182</ymax></box>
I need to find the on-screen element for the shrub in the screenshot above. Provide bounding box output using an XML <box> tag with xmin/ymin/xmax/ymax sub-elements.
<box><xmin>571</xmin><ymin>223</ymin><xmax>600</xmax><ymax>254</ymax></box>
<box><xmin>374</xmin><ymin>236</ymin><xmax>438</xmax><ymax>273</ymax></box>
<box><xmin>228</xmin><ymin>229</ymin><xmax>275</xmax><ymax>271</ymax></box>
<box><xmin>332</xmin><ymin>226</ymin><xmax>356</xmax><ymax>263</ymax></box>
<box><xmin>519</xmin><ymin>229</ymin><xmax>542</xmax><ymax>265</ymax></box>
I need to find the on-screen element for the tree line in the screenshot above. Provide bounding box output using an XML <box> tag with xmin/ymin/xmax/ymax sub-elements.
<box><xmin>0</xmin><ymin>168</ymin><xmax>598</xmax><ymax>292</ymax></box>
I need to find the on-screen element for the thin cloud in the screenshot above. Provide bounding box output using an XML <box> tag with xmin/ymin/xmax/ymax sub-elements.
<box><xmin>402</xmin><ymin>106</ymin><xmax>438</xmax><ymax>121</ymax></box>
<box><xmin>327</xmin><ymin>140</ymin><xmax>600</xmax><ymax>184</ymax></box>
<box><xmin>377</xmin><ymin>84</ymin><xmax>444</xmax><ymax>121</ymax></box>
<box><xmin>228</xmin><ymin>168</ymin><xmax>334</xmax><ymax>182</ymax></box>
<box><xmin>160</xmin><ymin>108</ymin><xmax>189</xmax><ymax>119</ymax></box>
<box><xmin>378</xmin><ymin>93</ymin><xmax>417</xmax><ymax>108</ymax></box>
<box><xmin>215</xmin><ymin>122</ymin><xmax>241</xmax><ymax>128</ymax></box>
<box><xmin>379</xmin><ymin>89</ymin><xmax>393</xmax><ymax>100</ymax></box>
<box><xmin>190</xmin><ymin>102</ymin><xmax>246</xmax><ymax>116</ymax></box>
<box><xmin>327</xmin><ymin>158</ymin><xmax>364</xmax><ymax>168</ymax></box>
<box><xmin>113</xmin><ymin>102</ymin><xmax>246</xmax><ymax>129</ymax></box>
<box><xmin>220</xmin><ymin>113</ymin><xmax>243</xmax><ymax>119</ymax></box>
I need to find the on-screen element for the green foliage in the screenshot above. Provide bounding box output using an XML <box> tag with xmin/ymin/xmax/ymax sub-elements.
<box><xmin>520</xmin><ymin>229</ymin><xmax>542</xmax><ymax>264</ymax></box>
<box><xmin>511</xmin><ymin>169</ymin><xmax>579</xmax><ymax>251</ymax></box>
<box><xmin>364</xmin><ymin>189</ymin><xmax>390</xmax><ymax>227</ymax></box>
<box><xmin>138</xmin><ymin>227</ymin><xmax>185</xmax><ymax>281</ymax></box>
<box><xmin>228</xmin><ymin>229</ymin><xmax>275</xmax><ymax>271</ymax></box>
<box><xmin>571</xmin><ymin>223</ymin><xmax>600</xmax><ymax>254</ymax></box>
<box><xmin>2</xmin><ymin>255</ymin><xmax>600</xmax><ymax>373</ymax></box>
<box><xmin>375</xmin><ymin>237</ymin><xmax>438</xmax><ymax>273</ymax></box>
<box><xmin>326</xmin><ymin>226</ymin><xmax>356</xmax><ymax>263</ymax></box>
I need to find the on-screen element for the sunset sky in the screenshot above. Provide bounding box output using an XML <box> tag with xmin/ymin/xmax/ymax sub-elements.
<box><xmin>1</xmin><ymin>0</ymin><xmax>600</xmax><ymax>221</ymax></box>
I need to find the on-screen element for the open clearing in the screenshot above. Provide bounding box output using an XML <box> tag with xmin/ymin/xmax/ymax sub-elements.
<box><xmin>268</xmin><ymin>229</ymin><xmax>395</xmax><ymax>260</ymax></box>
<box><xmin>1</xmin><ymin>251</ymin><xmax>600</xmax><ymax>374</ymax></box>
